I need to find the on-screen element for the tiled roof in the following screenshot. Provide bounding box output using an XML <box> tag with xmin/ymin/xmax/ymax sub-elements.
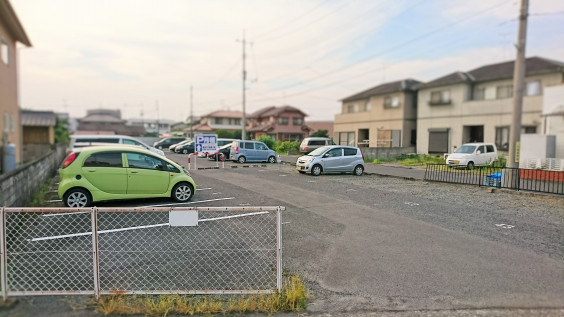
<box><xmin>249</xmin><ymin>105</ymin><xmax>307</xmax><ymax>118</ymax></box>
<box><xmin>419</xmin><ymin>56</ymin><xmax>564</xmax><ymax>89</ymax></box>
<box><xmin>248</xmin><ymin>123</ymin><xmax>275</xmax><ymax>132</ymax></box>
<box><xmin>21</xmin><ymin>110</ymin><xmax>56</xmax><ymax>127</ymax></box>
<box><xmin>341</xmin><ymin>79</ymin><xmax>422</xmax><ymax>102</ymax></box>
<box><xmin>79</xmin><ymin>114</ymin><xmax>125</xmax><ymax>123</ymax></box>
<box><xmin>201</xmin><ymin>110</ymin><xmax>244</xmax><ymax>118</ymax></box>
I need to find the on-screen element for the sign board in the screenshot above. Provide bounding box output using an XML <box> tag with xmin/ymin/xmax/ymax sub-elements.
<box><xmin>194</xmin><ymin>134</ymin><xmax>218</xmax><ymax>153</ymax></box>
<box><xmin>169</xmin><ymin>210</ymin><xmax>198</xmax><ymax>227</ymax></box>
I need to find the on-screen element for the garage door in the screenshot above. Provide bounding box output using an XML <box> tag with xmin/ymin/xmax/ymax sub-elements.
<box><xmin>428</xmin><ymin>130</ymin><xmax>449</xmax><ymax>153</ymax></box>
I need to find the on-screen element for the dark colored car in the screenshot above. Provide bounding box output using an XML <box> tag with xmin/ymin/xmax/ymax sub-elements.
<box><xmin>153</xmin><ymin>137</ymin><xmax>187</xmax><ymax>150</ymax></box>
<box><xmin>169</xmin><ymin>139</ymin><xmax>192</xmax><ymax>152</ymax></box>
<box><xmin>207</xmin><ymin>143</ymin><xmax>231</xmax><ymax>160</ymax></box>
<box><xmin>175</xmin><ymin>141</ymin><xmax>195</xmax><ymax>154</ymax></box>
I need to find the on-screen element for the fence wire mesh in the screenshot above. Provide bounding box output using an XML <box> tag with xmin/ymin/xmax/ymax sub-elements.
<box><xmin>0</xmin><ymin>206</ymin><xmax>283</xmax><ymax>298</ymax></box>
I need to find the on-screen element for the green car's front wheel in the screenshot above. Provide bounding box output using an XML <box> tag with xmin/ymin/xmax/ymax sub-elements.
<box><xmin>172</xmin><ymin>183</ymin><xmax>193</xmax><ymax>203</ymax></box>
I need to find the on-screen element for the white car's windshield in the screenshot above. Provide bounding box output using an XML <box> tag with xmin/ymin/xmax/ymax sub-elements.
<box><xmin>455</xmin><ymin>145</ymin><xmax>476</xmax><ymax>154</ymax></box>
<box><xmin>308</xmin><ymin>146</ymin><xmax>330</xmax><ymax>156</ymax></box>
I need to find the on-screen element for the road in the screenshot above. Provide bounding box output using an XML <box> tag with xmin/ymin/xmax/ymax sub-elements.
<box><xmin>5</xmin><ymin>152</ymin><xmax>563</xmax><ymax>316</ymax></box>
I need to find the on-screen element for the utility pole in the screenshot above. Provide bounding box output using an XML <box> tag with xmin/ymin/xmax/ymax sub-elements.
<box><xmin>237</xmin><ymin>31</ymin><xmax>248</xmax><ymax>140</ymax></box>
<box><xmin>190</xmin><ymin>85</ymin><xmax>193</xmax><ymax>139</ymax></box>
<box><xmin>508</xmin><ymin>0</ymin><xmax>529</xmax><ymax>169</ymax></box>
<box><xmin>156</xmin><ymin>100</ymin><xmax>160</xmax><ymax>137</ymax></box>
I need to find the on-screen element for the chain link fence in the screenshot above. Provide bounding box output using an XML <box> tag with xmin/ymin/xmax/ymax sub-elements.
<box><xmin>0</xmin><ymin>206</ymin><xmax>284</xmax><ymax>299</ymax></box>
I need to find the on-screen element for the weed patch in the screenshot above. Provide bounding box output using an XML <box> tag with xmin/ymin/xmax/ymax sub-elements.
<box><xmin>96</xmin><ymin>274</ymin><xmax>308</xmax><ymax>316</ymax></box>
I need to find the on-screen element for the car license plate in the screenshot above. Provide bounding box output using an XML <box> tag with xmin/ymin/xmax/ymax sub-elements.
<box><xmin>453</xmin><ymin>160</ymin><xmax>459</xmax><ymax>164</ymax></box>
<box><xmin>297</xmin><ymin>166</ymin><xmax>302</xmax><ymax>170</ymax></box>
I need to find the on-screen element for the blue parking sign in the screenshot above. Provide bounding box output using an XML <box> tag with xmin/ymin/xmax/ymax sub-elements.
<box><xmin>195</xmin><ymin>134</ymin><xmax>218</xmax><ymax>153</ymax></box>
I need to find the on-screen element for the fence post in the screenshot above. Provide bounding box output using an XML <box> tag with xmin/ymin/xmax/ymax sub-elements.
<box><xmin>276</xmin><ymin>206</ymin><xmax>282</xmax><ymax>292</ymax></box>
<box><xmin>0</xmin><ymin>207</ymin><xmax>6</xmax><ymax>301</ymax></box>
<box><xmin>91</xmin><ymin>207</ymin><xmax>100</xmax><ymax>300</ymax></box>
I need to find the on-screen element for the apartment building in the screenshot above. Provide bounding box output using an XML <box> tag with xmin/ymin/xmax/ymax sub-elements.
<box><xmin>417</xmin><ymin>57</ymin><xmax>564</xmax><ymax>154</ymax></box>
<box><xmin>334</xmin><ymin>79</ymin><xmax>421</xmax><ymax>148</ymax></box>
<box><xmin>0</xmin><ymin>0</ymin><xmax>31</xmax><ymax>167</ymax></box>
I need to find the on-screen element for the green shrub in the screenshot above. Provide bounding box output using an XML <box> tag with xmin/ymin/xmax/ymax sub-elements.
<box><xmin>274</xmin><ymin>141</ymin><xmax>299</xmax><ymax>154</ymax></box>
<box><xmin>256</xmin><ymin>135</ymin><xmax>275</xmax><ymax>149</ymax></box>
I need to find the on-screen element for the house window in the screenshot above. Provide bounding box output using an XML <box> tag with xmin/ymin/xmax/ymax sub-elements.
<box><xmin>522</xmin><ymin>126</ymin><xmax>536</xmax><ymax>134</ymax></box>
<box><xmin>1</xmin><ymin>40</ymin><xmax>8</xmax><ymax>65</ymax></box>
<box><xmin>214</xmin><ymin>117</ymin><xmax>223</xmax><ymax>124</ymax></box>
<box><xmin>496</xmin><ymin>85</ymin><xmax>513</xmax><ymax>99</ymax></box>
<box><xmin>526</xmin><ymin>80</ymin><xmax>541</xmax><ymax>96</ymax></box>
<box><xmin>346</xmin><ymin>103</ymin><xmax>359</xmax><ymax>113</ymax></box>
<box><xmin>278</xmin><ymin>117</ymin><xmax>288</xmax><ymax>125</ymax></box>
<box><xmin>473</xmin><ymin>87</ymin><xmax>485</xmax><ymax>100</ymax></box>
<box><xmin>10</xmin><ymin>114</ymin><xmax>15</xmax><ymax>132</ymax></box>
<box><xmin>3</xmin><ymin>112</ymin><xmax>8</xmax><ymax>132</ymax></box>
<box><xmin>293</xmin><ymin>117</ymin><xmax>302</xmax><ymax>125</ymax></box>
<box><xmin>384</xmin><ymin>96</ymin><xmax>400</xmax><ymax>108</ymax></box>
<box><xmin>365</xmin><ymin>100</ymin><xmax>371</xmax><ymax>111</ymax></box>
<box><xmin>495</xmin><ymin>126</ymin><xmax>510</xmax><ymax>150</ymax></box>
<box><xmin>429</xmin><ymin>90</ymin><xmax>450</xmax><ymax>105</ymax></box>
<box><xmin>337</xmin><ymin>132</ymin><xmax>355</xmax><ymax>146</ymax></box>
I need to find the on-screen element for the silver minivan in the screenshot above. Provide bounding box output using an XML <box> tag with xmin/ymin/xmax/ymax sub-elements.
<box><xmin>299</xmin><ymin>137</ymin><xmax>335</xmax><ymax>154</ymax></box>
<box><xmin>296</xmin><ymin>145</ymin><xmax>365</xmax><ymax>176</ymax></box>
<box><xmin>230</xmin><ymin>140</ymin><xmax>277</xmax><ymax>164</ymax></box>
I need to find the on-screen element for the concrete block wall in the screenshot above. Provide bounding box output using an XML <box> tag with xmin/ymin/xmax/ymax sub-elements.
<box><xmin>360</xmin><ymin>146</ymin><xmax>416</xmax><ymax>160</ymax></box>
<box><xmin>0</xmin><ymin>144</ymin><xmax>66</xmax><ymax>207</ymax></box>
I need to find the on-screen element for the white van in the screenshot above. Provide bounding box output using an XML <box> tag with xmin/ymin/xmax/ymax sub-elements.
<box><xmin>446</xmin><ymin>143</ymin><xmax>498</xmax><ymax>169</ymax></box>
<box><xmin>68</xmin><ymin>135</ymin><xmax>165</xmax><ymax>157</ymax></box>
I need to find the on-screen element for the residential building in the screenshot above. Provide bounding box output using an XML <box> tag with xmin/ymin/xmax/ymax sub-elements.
<box><xmin>542</xmin><ymin>83</ymin><xmax>564</xmax><ymax>159</ymax></box>
<box><xmin>21</xmin><ymin>110</ymin><xmax>56</xmax><ymax>163</ymax></box>
<box><xmin>417</xmin><ymin>57</ymin><xmax>564</xmax><ymax>154</ymax></box>
<box><xmin>0</xmin><ymin>0</ymin><xmax>31</xmax><ymax>168</ymax></box>
<box><xmin>306</xmin><ymin>121</ymin><xmax>334</xmax><ymax>138</ymax></box>
<box><xmin>127</xmin><ymin>118</ymin><xmax>174</xmax><ymax>136</ymax></box>
<box><xmin>191</xmin><ymin>110</ymin><xmax>243</xmax><ymax>134</ymax></box>
<box><xmin>334</xmin><ymin>79</ymin><xmax>421</xmax><ymax>148</ymax></box>
<box><xmin>247</xmin><ymin>105</ymin><xmax>310</xmax><ymax>141</ymax></box>
<box><xmin>77</xmin><ymin>109</ymin><xmax>145</xmax><ymax>136</ymax></box>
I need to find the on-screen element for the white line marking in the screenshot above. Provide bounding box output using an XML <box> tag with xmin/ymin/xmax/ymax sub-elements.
<box><xmin>32</xmin><ymin>211</ymin><xmax>268</xmax><ymax>242</ymax></box>
<box><xmin>200</xmin><ymin>211</ymin><xmax>269</xmax><ymax>222</ymax></box>
<box><xmin>196</xmin><ymin>188</ymin><xmax>212</xmax><ymax>191</ymax></box>
<box><xmin>45</xmin><ymin>199</ymin><xmax>62</xmax><ymax>202</ymax></box>
<box><xmin>143</xmin><ymin>197</ymin><xmax>235</xmax><ymax>207</ymax></box>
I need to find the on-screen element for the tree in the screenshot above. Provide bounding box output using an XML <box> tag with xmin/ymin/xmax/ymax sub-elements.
<box><xmin>310</xmin><ymin>129</ymin><xmax>328</xmax><ymax>138</ymax></box>
<box><xmin>54</xmin><ymin>118</ymin><xmax>70</xmax><ymax>144</ymax></box>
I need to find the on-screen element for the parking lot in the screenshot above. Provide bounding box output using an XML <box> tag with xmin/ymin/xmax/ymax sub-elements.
<box><xmin>7</xmin><ymin>151</ymin><xmax>564</xmax><ymax>315</ymax></box>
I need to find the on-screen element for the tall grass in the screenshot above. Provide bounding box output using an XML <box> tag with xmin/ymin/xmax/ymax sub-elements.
<box><xmin>96</xmin><ymin>274</ymin><xmax>308</xmax><ymax>316</ymax></box>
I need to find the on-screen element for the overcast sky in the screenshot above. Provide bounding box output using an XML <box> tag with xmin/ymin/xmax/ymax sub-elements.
<box><xmin>11</xmin><ymin>0</ymin><xmax>564</xmax><ymax>122</ymax></box>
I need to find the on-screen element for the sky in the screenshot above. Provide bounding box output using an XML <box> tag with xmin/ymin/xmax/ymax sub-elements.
<box><xmin>10</xmin><ymin>0</ymin><xmax>564</xmax><ymax>123</ymax></box>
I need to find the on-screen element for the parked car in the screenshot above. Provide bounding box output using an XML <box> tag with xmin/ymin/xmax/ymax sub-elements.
<box><xmin>296</xmin><ymin>145</ymin><xmax>365</xmax><ymax>176</ymax></box>
<box><xmin>58</xmin><ymin>145</ymin><xmax>196</xmax><ymax>207</ymax></box>
<box><xmin>68</xmin><ymin>134</ymin><xmax>165</xmax><ymax>157</ymax></box>
<box><xmin>175</xmin><ymin>141</ymin><xmax>195</xmax><ymax>154</ymax></box>
<box><xmin>299</xmin><ymin>137</ymin><xmax>336</xmax><ymax>154</ymax></box>
<box><xmin>230</xmin><ymin>140</ymin><xmax>277</xmax><ymax>163</ymax></box>
<box><xmin>446</xmin><ymin>143</ymin><xmax>498</xmax><ymax>169</ymax></box>
<box><xmin>207</xmin><ymin>143</ymin><xmax>231</xmax><ymax>161</ymax></box>
<box><xmin>169</xmin><ymin>139</ymin><xmax>191</xmax><ymax>152</ymax></box>
<box><xmin>153</xmin><ymin>137</ymin><xmax>187</xmax><ymax>150</ymax></box>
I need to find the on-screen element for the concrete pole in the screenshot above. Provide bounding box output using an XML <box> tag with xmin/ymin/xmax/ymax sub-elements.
<box><xmin>508</xmin><ymin>0</ymin><xmax>529</xmax><ymax>169</ymax></box>
<box><xmin>241</xmin><ymin>30</ymin><xmax>247</xmax><ymax>140</ymax></box>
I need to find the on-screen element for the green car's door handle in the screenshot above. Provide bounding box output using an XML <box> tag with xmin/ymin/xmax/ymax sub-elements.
<box><xmin>130</xmin><ymin>171</ymin><xmax>139</xmax><ymax>174</ymax></box>
<box><xmin>87</xmin><ymin>169</ymin><xmax>96</xmax><ymax>172</ymax></box>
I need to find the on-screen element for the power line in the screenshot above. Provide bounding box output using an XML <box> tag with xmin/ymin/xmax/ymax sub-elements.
<box><xmin>252</xmin><ymin>0</ymin><xmax>332</xmax><ymax>40</ymax></box>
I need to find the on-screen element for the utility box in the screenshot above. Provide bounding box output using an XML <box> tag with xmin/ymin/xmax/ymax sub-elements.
<box><xmin>3</xmin><ymin>143</ymin><xmax>17</xmax><ymax>173</ymax></box>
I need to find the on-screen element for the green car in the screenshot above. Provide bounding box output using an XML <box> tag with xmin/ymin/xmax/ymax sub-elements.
<box><xmin>58</xmin><ymin>145</ymin><xmax>196</xmax><ymax>207</ymax></box>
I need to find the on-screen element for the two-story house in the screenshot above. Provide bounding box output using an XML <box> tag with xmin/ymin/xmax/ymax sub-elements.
<box><xmin>77</xmin><ymin>109</ymin><xmax>145</xmax><ymax>136</ymax></box>
<box><xmin>247</xmin><ymin>105</ymin><xmax>309</xmax><ymax>141</ymax></box>
<box><xmin>191</xmin><ymin>110</ymin><xmax>243</xmax><ymax>134</ymax></box>
<box><xmin>417</xmin><ymin>57</ymin><xmax>564</xmax><ymax>154</ymax></box>
<box><xmin>334</xmin><ymin>79</ymin><xmax>421</xmax><ymax>148</ymax></box>
<box><xmin>0</xmin><ymin>0</ymin><xmax>31</xmax><ymax>170</ymax></box>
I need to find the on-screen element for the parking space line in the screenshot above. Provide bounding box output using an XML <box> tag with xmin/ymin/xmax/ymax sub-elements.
<box><xmin>31</xmin><ymin>211</ymin><xmax>267</xmax><ymax>242</ymax></box>
<box><xmin>196</xmin><ymin>188</ymin><xmax>212</xmax><ymax>191</ymax></box>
